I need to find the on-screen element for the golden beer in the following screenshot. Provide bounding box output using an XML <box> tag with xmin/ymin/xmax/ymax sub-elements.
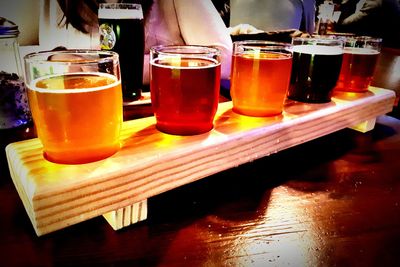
<box><xmin>28</xmin><ymin>73</ymin><xmax>122</xmax><ymax>164</ymax></box>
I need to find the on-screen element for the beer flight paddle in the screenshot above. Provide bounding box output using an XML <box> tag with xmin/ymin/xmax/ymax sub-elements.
<box><xmin>5</xmin><ymin>34</ymin><xmax>394</xmax><ymax>235</ymax></box>
<box><xmin>5</xmin><ymin>86</ymin><xmax>395</xmax><ymax>235</ymax></box>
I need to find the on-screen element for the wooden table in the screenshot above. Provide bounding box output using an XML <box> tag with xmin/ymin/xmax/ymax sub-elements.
<box><xmin>0</xmin><ymin>48</ymin><xmax>399</xmax><ymax>266</ymax></box>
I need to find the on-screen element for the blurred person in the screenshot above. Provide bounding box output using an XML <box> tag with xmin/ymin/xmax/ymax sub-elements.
<box><xmin>336</xmin><ymin>0</ymin><xmax>400</xmax><ymax>48</ymax></box>
<box><xmin>39</xmin><ymin>0</ymin><xmax>100</xmax><ymax>50</ymax></box>
<box><xmin>40</xmin><ymin>0</ymin><xmax>232</xmax><ymax>84</ymax></box>
<box><xmin>229</xmin><ymin>0</ymin><xmax>316</xmax><ymax>35</ymax></box>
<box><xmin>211</xmin><ymin>0</ymin><xmax>231</xmax><ymax>27</ymax></box>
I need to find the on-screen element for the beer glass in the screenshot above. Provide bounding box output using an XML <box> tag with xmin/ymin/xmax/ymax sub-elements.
<box><xmin>288</xmin><ymin>37</ymin><xmax>344</xmax><ymax>103</ymax></box>
<box><xmin>334</xmin><ymin>36</ymin><xmax>382</xmax><ymax>93</ymax></box>
<box><xmin>98</xmin><ymin>3</ymin><xmax>144</xmax><ymax>102</ymax></box>
<box><xmin>230</xmin><ymin>41</ymin><xmax>293</xmax><ymax>117</ymax></box>
<box><xmin>150</xmin><ymin>45</ymin><xmax>221</xmax><ymax>135</ymax></box>
<box><xmin>24</xmin><ymin>50</ymin><xmax>123</xmax><ymax>164</ymax></box>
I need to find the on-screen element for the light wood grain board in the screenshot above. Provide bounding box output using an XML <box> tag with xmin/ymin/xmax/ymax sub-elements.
<box><xmin>5</xmin><ymin>87</ymin><xmax>396</xmax><ymax>236</ymax></box>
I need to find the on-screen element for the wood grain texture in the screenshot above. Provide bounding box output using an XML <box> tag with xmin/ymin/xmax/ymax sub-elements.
<box><xmin>5</xmin><ymin>87</ymin><xmax>395</xmax><ymax>236</ymax></box>
<box><xmin>103</xmin><ymin>199</ymin><xmax>147</xmax><ymax>230</ymax></box>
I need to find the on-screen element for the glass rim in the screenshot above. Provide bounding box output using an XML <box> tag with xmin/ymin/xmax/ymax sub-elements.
<box><xmin>292</xmin><ymin>36</ymin><xmax>342</xmax><ymax>41</ymax></box>
<box><xmin>292</xmin><ymin>37</ymin><xmax>344</xmax><ymax>46</ymax></box>
<box><xmin>320</xmin><ymin>34</ymin><xmax>383</xmax><ymax>43</ymax></box>
<box><xmin>150</xmin><ymin>45</ymin><xmax>221</xmax><ymax>56</ymax></box>
<box><xmin>24</xmin><ymin>49</ymin><xmax>119</xmax><ymax>65</ymax></box>
<box><xmin>98</xmin><ymin>3</ymin><xmax>142</xmax><ymax>9</ymax></box>
<box><xmin>28</xmin><ymin>72</ymin><xmax>121</xmax><ymax>94</ymax></box>
<box><xmin>233</xmin><ymin>40</ymin><xmax>293</xmax><ymax>51</ymax></box>
<box><xmin>233</xmin><ymin>40</ymin><xmax>292</xmax><ymax>46</ymax></box>
<box><xmin>343</xmin><ymin>35</ymin><xmax>383</xmax><ymax>42</ymax></box>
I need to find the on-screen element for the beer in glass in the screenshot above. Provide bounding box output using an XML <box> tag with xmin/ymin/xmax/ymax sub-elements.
<box><xmin>334</xmin><ymin>36</ymin><xmax>381</xmax><ymax>93</ymax></box>
<box><xmin>230</xmin><ymin>41</ymin><xmax>293</xmax><ymax>117</ymax></box>
<box><xmin>98</xmin><ymin>3</ymin><xmax>144</xmax><ymax>102</ymax></box>
<box><xmin>24</xmin><ymin>50</ymin><xmax>123</xmax><ymax>164</ymax></box>
<box><xmin>150</xmin><ymin>45</ymin><xmax>221</xmax><ymax>135</ymax></box>
<box><xmin>288</xmin><ymin>37</ymin><xmax>343</xmax><ymax>103</ymax></box>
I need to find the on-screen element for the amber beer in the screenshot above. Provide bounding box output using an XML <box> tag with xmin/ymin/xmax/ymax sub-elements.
<box><xmin>334</xmin><ymin>36</ymin><xmax>382</xmax><ymax>93</ymax></box>
<box><xmin>288</xmin><ymin>42</ymin><xmax>343</xmax><ymax>103</ymax></box>
<box><xmin>98</xmin><ymin>3</ymin><xmax>144</xmax><ymax>101</ymax></box>
<box><xmin>150</xmin><ymin>46</ymin><xmax>221</xmax><ymax>135</ymax></box>
<box><xmin>335</xmin><ymin>48</ymin><xmax>379</xmax><ymax>92</ymax></box>
<box><xmin>230</xmin><ymin>41</ymin><xmax>293</xmax><ymax>116</ymax></box>
<box><xmin>27</xmin><ymin>73</ymin><xmax>122</xmax><ymax>164</ymax></box>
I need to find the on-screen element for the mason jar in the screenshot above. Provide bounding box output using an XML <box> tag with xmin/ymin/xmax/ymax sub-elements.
<box><xmin>0</xmin><ymin>17</ymin><xmax>31</xmax><ymax>129</ymax></box>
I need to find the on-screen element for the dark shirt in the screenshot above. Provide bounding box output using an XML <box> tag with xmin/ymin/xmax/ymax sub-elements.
<box><xmin>336</xmin><ymin>0</ymin><xmax>400</xmax><ymax>48</ymax></box>
<box><xmin>211</xmin><ymin>0</ymin><xmax>230</xmax><ymax>27</ymax></box>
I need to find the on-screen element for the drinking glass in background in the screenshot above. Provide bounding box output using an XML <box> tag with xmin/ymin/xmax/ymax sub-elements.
<box><xmin>24</xmin><ymin>50</ymin><xmax>123</xmax><ymax>164</ymax></box>
<box><xmin>0</xmin><ymin>17</ymin><xmax>31</xmax><ymax>129</ymax></box>
<box><xmin>230</xmin><ymin>41</ymin><xmax>293</xmax><ymax>117</ymax></box>
<box><xmin>334</xmin><ymin>36</ymin><xmax>382</xmax><ymax>93</ymax></box>
<box><xmin>288</xmin><ymin>37</ymin><xmax>344</xmax><ymax>103</ymax></box>
<box><xmin>150</xmin><ymin>45</ymin><xmax>221</xmax><ymax>135</ymax></box>
<box><xmin>98</xmin><ymin>3</ymin><xmax>144</xmax><ymax>102</ymax></box>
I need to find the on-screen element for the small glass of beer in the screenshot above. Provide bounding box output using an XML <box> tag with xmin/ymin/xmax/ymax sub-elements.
<box><xmin>150</xmin><ymin>45</ymin><xmax>221</xmax><ymax>135</ymax></box>
<box><xmin>98</xmin><ymin>3</ymin><xmax>144</xmax><ymax>102</ymax></box>
<box><xmin>334</xmin><ymin>36</ymin><xmax>382</xmax><ymax>93</ymax></box>
<box><xmin>24</xmin><ymin>50</ymin><xmax>123</xmax><ymax>164</ymax></box>
<box><xmin>288</xmin><ymin>37</ymin><xmax>344</xmax><ymax>103</ymax></box>
<box><xmin>230</xmin><ymin>41</ymin><xmax>293</xmax><ymax>117</ymax></box>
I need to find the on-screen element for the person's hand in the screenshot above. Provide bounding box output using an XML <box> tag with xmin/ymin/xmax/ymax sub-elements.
<box><xmin>228</xmin><ymin>24</ymin><xmax>264</xmax><ymax>35</ymax></box>
<box><xmin>290</xmin><ymin>30</ymin><xmax>311</xmax><ymax>38</ymax></box>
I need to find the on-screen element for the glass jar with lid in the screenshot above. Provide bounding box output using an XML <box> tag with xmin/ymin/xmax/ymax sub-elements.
<box><xmin>0</xmin><ymin>17</ymin><xmax>31</xmax><ymax>129</ymax></box>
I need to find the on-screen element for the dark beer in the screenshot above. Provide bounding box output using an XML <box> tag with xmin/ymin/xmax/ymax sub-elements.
<box><xmin>288</xmin><ymin>45</ymin><xmax>343</xmax><ymax>103</ymax></box>
<box><xmin>99</xmin><ymin>4</ymin><xmax>144</xmax><ymax>101</ymax></box>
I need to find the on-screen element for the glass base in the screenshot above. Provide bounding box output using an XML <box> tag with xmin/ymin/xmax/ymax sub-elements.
<box><xmin>156</xmin><ymin>122</ymin><xmax>213</xmax><ymax>136</ymax></box>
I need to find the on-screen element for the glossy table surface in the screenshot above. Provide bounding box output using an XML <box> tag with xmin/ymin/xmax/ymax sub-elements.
<box><xmin>0</xmin><ymin>48</ymin><xmax>399</xmax><ymax>266</ymax></box>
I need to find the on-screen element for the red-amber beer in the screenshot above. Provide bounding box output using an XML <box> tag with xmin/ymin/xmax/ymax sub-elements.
<box><xmin>150</xmin><ymin>45</ymin><xmax>221</xmax><ymax>135</ymax></box>
<box><xmin>334</xmin><ymin>47</ymin><xmax>380</xmax><ymax>92</ymax></box>
<box><xmin>230</xmin><ymin>41</ymin><xmax>293</xmax><ymax>117</ymax></box>
<box><xmin>27</xmin><ymin>73</ymin><xmax>123</xmax><ymax>164</ymax></box>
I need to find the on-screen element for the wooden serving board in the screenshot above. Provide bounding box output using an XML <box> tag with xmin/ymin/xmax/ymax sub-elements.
<box><xmin>6</xmin><ymin>87</ymin><xmax>396</xmax><ymax>236</ymax></box>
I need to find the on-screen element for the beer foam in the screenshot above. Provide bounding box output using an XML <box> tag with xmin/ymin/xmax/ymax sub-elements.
<box><xmin>293</xmin><ymin>45</ymin><xmax>343</xmax><ymax>55</ymax></box>
<box><xmin>344</xmin><ymin>47</ymin><xmax>380</xmax><ymax>55</ymax></box>
<box><xmin>239</xmin><ymin>51</ymin><xmax>292</xmax><ymax>60</ymax></box>
<box><xmin>150</xmin><ymin>57</ymin><xmax>221</xmax><ymax>69</ymax></box>
<box><xmin>98</xmin><ymin>8</ymin><xmax>143</xmax><ymax>19</ymax></box>
<box><xmin>29</xmin><ymin>72</ymin><xmax>120</xmax><ymax>94</ymax></box>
